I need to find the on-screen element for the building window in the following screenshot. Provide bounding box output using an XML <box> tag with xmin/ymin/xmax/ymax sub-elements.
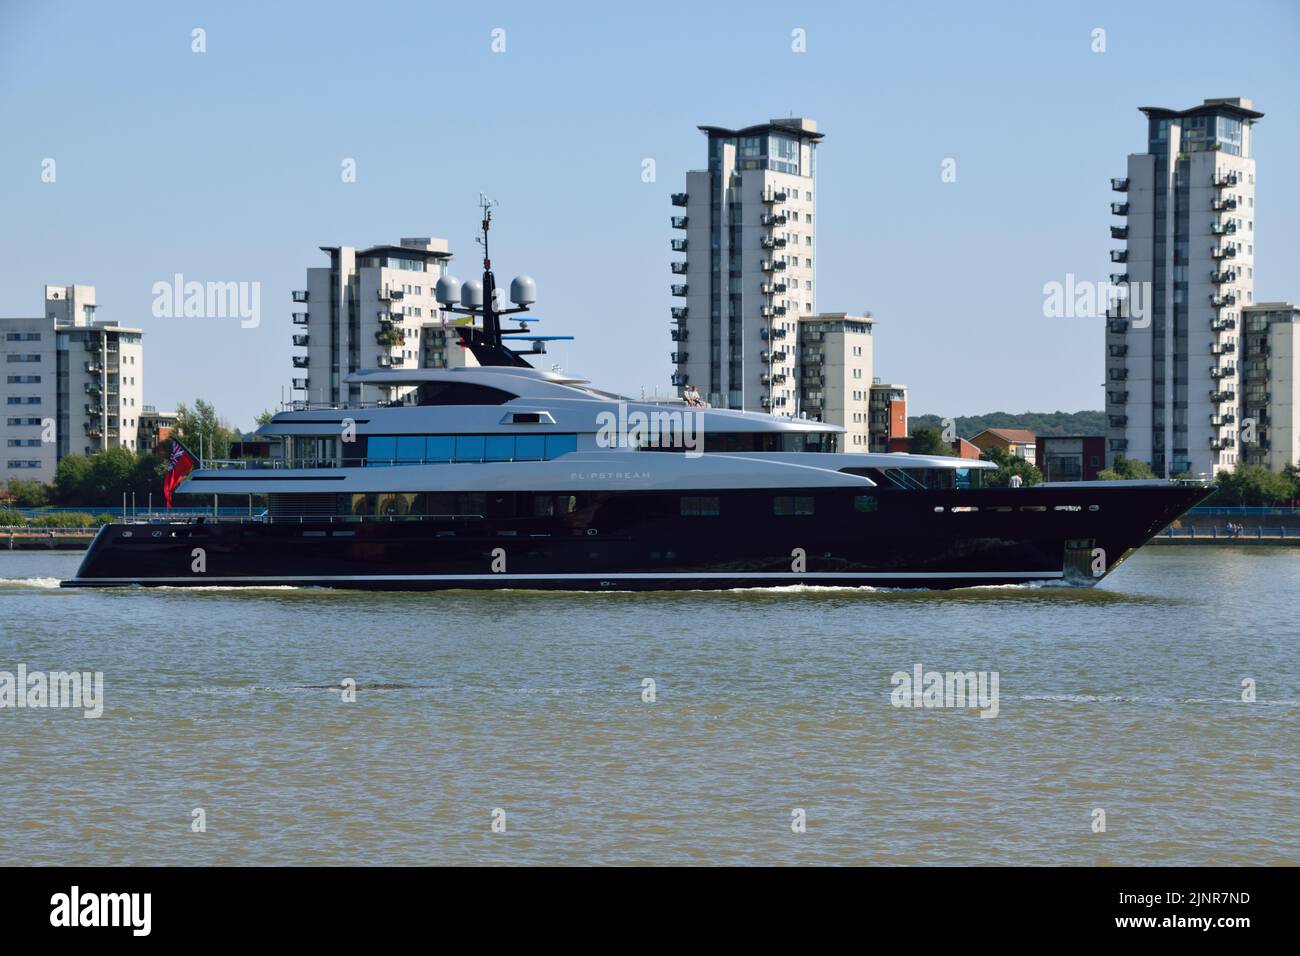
<box><xmin>680</xmin><ymin>496</ymin><xmax>720</xmax><ymax>516</ymax></box>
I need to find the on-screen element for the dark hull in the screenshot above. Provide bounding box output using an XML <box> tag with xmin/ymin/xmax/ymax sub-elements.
<box><xmin>62</xmin><ymin>484</ymin><xmax>1209</xmax><ymax>591</ymax></box>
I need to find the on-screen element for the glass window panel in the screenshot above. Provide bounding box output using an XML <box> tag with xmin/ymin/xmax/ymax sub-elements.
<box><xmin>514</xmin><ymin>434</ymin><xmax>546</xmax><ymax>460</ymax></box>
<box><xmin>425</xmin><ymin>435</ymin><xmax>454</xmax><ymax>461</ymax></box>
<box><xmin>484</xmin><ymin>435</ymin><xmax>515</xmax><ymax>461</ymax></box>
<box><xmin>455</xmin><ymin>435</ymin><xmax>486</xmax><ymax>461</ymax></box>
<box><xmin>367</xmin><ymin>435</ymin><xmax>396</xmax><ymax>466</ymax></box>
<box><xmin>396</xmin><ymin>436</ymin><xmax>425</xmax><ymax>461</ymax></box>
<box><xmin>544</xmin><ymin>434</ymin><xmax>577</xmax><ymax>459</ymax></box>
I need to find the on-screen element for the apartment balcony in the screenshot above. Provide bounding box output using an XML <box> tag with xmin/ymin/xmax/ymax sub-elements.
<box><xmin>804</xmin><ymin>372</ymin><xmax>825</xmax><ymax>386</ymax></box>
<box><xmin>761</xmin><ymin>327</ymin><xmax>788</xmax><ymax>340</ymax></box>
<box><xmin>378</xmin><ymin>312</ymin><xmax>402</xmax><ymax>326</ymax></box>
<box><xmin>760</xmin><ymin>306</ymin><xmax>775</xmax><ymax>318</ymax></box>
<box><xmin>804</xmin><ymin>395</ymin><xmax>824</xmax><ymax>410</ymax></box>
<box><xmin>1107</xmin><ymin>318</ymin><xmax>1128</xmax><ymax>334</ymax></box>
<box><xmin>1110</xmin><ymin>249</ymin><xmax>1128</xmax><ymax>263</ymax></box>
<box><xmin>670</xmin><ymin>328</ymin><xmax>688</xmax><ymax>342</ymax></box>
<box><xmin>1210</xmin><ymin>389</ymin><xmax>1236</xmax><ymax>403</ymax></box>
<box><xmin>84</xmin><ymin>361</ymin><xmax>103</xmax><ymax>374</ymax></box>
<box><xmin>84</xmin><ymin>425</ymin><xmax>103</xmax><ymax>439</ymax></box>
<box><xmin>291</xmin><ymin>378</ymin><xmax>307</xmax><ymax>390</ymax></box>
<box><xmin>773</xmin><ymin>305</ymin><xmax>788</xmax><ymax>316</ymax></box>
<box><xmin>1209</xmin><ymin>438</ymin><xmax>1231</xmax><ymax>451</ymax></box>
<box><xmin>760</xmin><ymin>350</ymin><xmax>787</xmax><ymax>364</ymax></box>
<box><xmin>760</xmin><ymin>282</ymin><xmax>778</xmax><ymax>295</ymax></box>
<box><xmin>761</xmin><ymin>372</ymin><xmax>788</xmax><ymax>386</ymax></box>
<box><xmin>1211</xmin><ymin>245</ymin><xmax>1237</xmax><ymax>260</ymax></box>
<box><xmin>292</xmin><ymin>356</ymin><xmax>309</xmax><ymax>369</ymax></box>
<box><xmin>1209</xmin><ymin>365</ymin><xmax>1235</xmax><ymax>380</ymax></box>
<box><xmin>291</xmin><ymin>290</ymin><xmax>308</xmax><ymax>303</ymax></box>
<box><xmin>82</xmin><ymin>339</ymin><xmax>100</xmax><ymax>352</ymax></box>
<box><xmin>1108</xmin><ymin>344</ymin><xmax>1128</xmax><ymax>357</ymax></box>
<box><xmin>1212</xmin><ymin>197</ymin><xmax>1238</xmax><ymax>212</ymax></box>
<box><xmin>1109</xmin><ymin>272</ymin><xmax>1129</xmax><ymax>285</ymax></box>
<box><xmin>670</xmin><ymin>284</ymin><xmax>688</xmax><ymax>297</ymax></box>
<box><xmin>292</xmin><ymin>312</ymin><xmax>309</xmax><ymax>325</ymax></box>
<box><xmin>760</xmin><ymin>213</ymin><xmax>787</xmax><ymax>228</ymax></box>
<box><xmin>671</xmin><ymin>216</ymin><xmax>688</xmax><ymax>229</ymax></box>
<box><xmin>377</xmin><ymin>288</ymin><xmax>405</xmax><ymax>301</ymax></box>
<box><xmin>1107</xmin><ymin>390</ymin><xmax>1128</xmax><ymax>404</ymax></box>
<box><xmin>761</xmin><ymin>189</ymin><xmax>788</xmax><ymax>204</ymax></box>
<box><xmin>1104</xmin><ymin>305</ymin><xmax>1128</xmax><ymax>320</ymax></box>
<box><xmin>1211</xmin><ymin>413</ymin><xmax>1236</xmax><ymax>426</ymax></box>
<box><xmin>670</xmin><ymin>261</ymin><xmax>688</xmax><ymax>275</ymax></box>
<box><xmin>376</xmin><ymin>328</ymin><xmax>405</xmax><ymax>347</ymax></box>
<box><xmin>376</xmin><ymin>355</ymin><xmax>393</xmax><ymax>368</ymax></box>
<box><xmin>760</xmin><ymin>260</ymin><xmax>776</xmax><ymax>273</ymax></box>
<box><xmin>1210</xmin><ymin>342</ymin><xmax>1236</xmax><ymax>356</ymax></box>
<box><xmin>671</xmin><ymin>307</ymin><xmax>688</xmax><ymax>321</ymax></box>
<box><xmin>292</xmin><ymin>334</ymin><xmax>309</xmax><ymax>348</ymax></box>
<box><xmin>760</xmin><ymin>396</ymin><xmax>772</xmax><ymax>409</ymax></box>
<box><xmin>671</xmin><ymin>372</ymin><xmax>688</xmax><ymax>387</ymax></box>
<box><xmin>670</xmin><ymin>238</ymin><xmax>687</xmax><ymax>252</ymax></box>
<box><xmin>1210</xmin><ymin>221</ymin><xmax>1237</xmax><ymax>236</ymax></box>
<box><xmin>1210</xmin><ymin>293</ymin><xmax>1237</xmax><ymax>308</ymax></box>
<box><xmin>1211</xmin><ymin>318</ymin><xmax>1236</xmax><ymax>332</ymax></box>
<box><xmin>1210</xmin><ymin>270</ymin><xmax>1237</xmax><ymax>284</ymax></box>
<box><xmin>1109</xmin><ymin>438</ymin><xmax>1128</xmax><ymax>451</ymax></box>
<box><xmin>426</xmin><ymin>331</ymin><xmax>447</xmax><ymax>346</ymax></box>
<box><xmin>1110</xmin><ymin>226</ymin><xmax>1128</xmax><ymax>240</ymax></box>
<box><xmin>1108</xmin><ymin>367</ymin><xmax>1128</xmax><ymax>381</ymax></box>
<box><xmin>1212</xmin><ymin>171</ymin><xmax>1239</xmax><ymax>188</ymax></box>
<box><xmin>671</xmin><ymin>192</ymin><xmax>688</xmax><ymax>207</ymax></box>
<box><xmin>760</xmin><ymin>237</ymin><xmax>788</xmax><ymax>250</ymax></box>
<box><xmin>83</xmin><ymin>382</ymin><xmax>101</xmax><ymax>395</ymax></box>
<box><xmin>670</xmin><ymin>351</ymin><xmax>688</xmax><ymax>364</ymax></box>
<box><xmin>1108</xmin><ymin>415</ymin><xmax>1127</xmax><ymax>427</ymax></box>
<box><xmin>1110</xmin><ymin>177</ymin><xmax>1130</xmax><ymax>192</ymax></box>
<box><xmin>1110</xmin><ymin>202</ymin><xmax>1130</xmax><ymax>216</ymax></box>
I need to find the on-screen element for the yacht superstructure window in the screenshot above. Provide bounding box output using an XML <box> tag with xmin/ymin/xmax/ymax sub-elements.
<box><xmin>680</xmin><ymin>496</ymin><xmax>720</xmax><ymax>516</ymax></box>
<box><xmin>364</xmin><ymin>433</ymin><xmax>577</xmax><ymax>464</ymax></box>
<box><xmin>773</xmin><ymin>495</ymin><xmax>814</xmax><ymax>515</ymax></box>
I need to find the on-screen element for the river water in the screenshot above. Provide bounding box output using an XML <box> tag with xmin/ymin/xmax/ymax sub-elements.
<box><xmin>0</xmin><ymin>546</ymin><xmax>1295</xmax><ymax>865</ymax></box>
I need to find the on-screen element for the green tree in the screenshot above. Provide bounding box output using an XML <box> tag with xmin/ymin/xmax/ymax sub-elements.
<box><xmin>1097</xmin><ymin>454</ymin><xmax>1156</xmax><ymax>481</ymax></box>
<box><xmin>175</xmin><ymin>399</ymin><xmax>239</xmax><ymax>464</ymax></box>
<box><xmin>908</xmin><ymin>426</ymin><xmax>951</xmax><ymax>457</ymax></box>
<box><xmin>5</xmin><ymin>477</ymin><xmax>50</xmax><ymax>507</ymax></box>
<box><xmin>1212</xmin><ymin>463</ymin><xmax>1295</xmax><ymax>506</ymax></box>
<box><xmin>981</xmin><ymin>445</ymin><xmax>1043</xmax><ymax>487</ymax></box>
<box><xmin>255</xmin><ymin>409</ymin><xmax>275</xmax><ymax>427</ymax></box>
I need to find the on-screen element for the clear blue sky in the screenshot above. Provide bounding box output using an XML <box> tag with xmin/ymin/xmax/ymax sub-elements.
<box><xmin>2</xmin><ymin>0</ymin><xmax>1297</xmax><ymax>429</ymax></box>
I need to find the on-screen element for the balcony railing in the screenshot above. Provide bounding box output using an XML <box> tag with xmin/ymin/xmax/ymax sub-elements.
<box><xmin>1108</xmin><ymin>344</ymin><xmax>1128</xmax><ymax>357</ymax></box>
<box><xmin>291</xmin><ymin>378</ymin><xmax>307</xmax><ymax>390</ymax></box>
<box><xmin>671</xmin><ymin>192</ymin><xmax>688</xmax><ymax>206</ymax></box>
<box><xmin>671</xmin><ymin>216</ymin><xmax>688</xmax><ymax>229</ymax></box>
<box><xmin>1108</xmin><ymin>368</ymin><xmax>1128</xmax><ymax>381</ymax></box>
<box><xmin>1109</xmin><ymin>415</ymin><xmax>1127</xmax><ymax>427</ymax></box>
<box><xmin>291</xmin><ymin>290</ymin><xmax>308</xmax><ymax>303</ymax></box>
<box><xmin>1210</xmin><ymin>293</ymin><xmax>1237</xmax><ymax>307</ymax></box>
<box><xmin>1111</xmin><ymin>177</ymin><xmax>1129</xmax><ymax>191</ymax></box>
<box><xmin>761</xmin><ymin>189</ymin><xmax>788</xmax><ymax>204</ymax></box>
<box><xmin>292</xmin><ymin>356</ymin><xmax>309</xmax><ymax>369</ymax></box>
<box><xmin>671</xmin><ymin>307</ymin><xmax>688</xmax><ymax>321</ymax></box>
<box><xmin>761</xmin><ymin>327</ymin><xmax>788</xmax><ymax>340</ymax></box>
<box><xmin>1209</xmin><ymin>365</ymin><xmax>1235</xmax><ymax>379</ymax></box>
<box><xmin>1211</xmin><ymin>245</ymin><xmax>1237</xmax><ymax>260</ymax></box>
<box><xmin>1212</xmin><ymin>172</ymin><xmax>1239</xmax><ymax>188</ymax></box>
<box><xmin>670</xmin><ymin>328</ymin><xmax>688</xmax><ymax>342</ymax></box>
<box><xmin>1110</xmin><ymin>202</ymin><xmax>1130</xmax><ymax>216</ymax></box>
<box><xmin>670</xmin><ymin>351</ymin><xmax>688</xmax><ymax>364</ymax></box>
<box><xmin>292</xmin><ymin>334</ymin><xmax>309</xmax><ymax>347</ymax></box>
<box><xmin>1210</xmin><ymin>342</ymin><xmax>1235</xmax><ymax>355</ymax></box>
<box><xmin>1110</xmin><ymin>249</ymin><xmax>1128</xmax><ymax>263</ymax></box>
<box><xmin>671</xmin><ymin>372</ymin><xmax>688</xmax><ymax>387</ymax></box>
<box><xmin>292</xmin><ymin>312</ymin><xmax>309</xmax><ymax>325</ymax></box>
<box><xmin>670</xmin><ymin>284</ymin><xmax>688</xmax><ymax>297</ymax></box>
<box><xmin>760</xmin><ymin>213</ymin><xmax>787</xmax><ymax>228</ymax></box>
<box><xmin>671</xmin><ymin>238</ymin><xmax>687</xmax><ymax>252</ymax></box>
<box><xmin>1110</xmin><ymin>226</ymin><xmax>1128</xmax><ymax>240</ymax></box>
<box><xmin>670</xmin><ymin>261</ymin><xmax>688</xmax><ymax>274</ymax></box>
<box><xmin>1210</xmin><ymin>222</ymin><xmax>1237</xmax><ymax>236</ymax></box>
<box><xmin>1211</xmin><ymin>413</ymin><xmax>1236</xmax><ymax>426</ymax></box>
<box><xmin>1109</xmin><ymin>439</ymin><xmax>1128</xmax><ymax>451</ymax></box>
<box><xmin>1107</xmin><ymin>391</ymin><xmax>1128</xmax><ymax>404</ymax></box>
<box><xmin>1107</xmin><ymin>319</ymin><xmax>1128</xmax><ymax>333</ymax></box>
<box><xmin>1109</xmin><ymin>272</ymin><xmax>1129</xmax><ymax>285</ymax></box>
<box><xmin>1212</xmin><ymin>197</ymin><xmax>1237</xmax><ymax>212</ymax></box>
<box><xmin>1210</xmin><ymin>270</ymin><xmax>1236</xmax><ymax>284</ymax></box>
<box><xmin>1211</xmin><ymin>318</ymin><xmax>1236</xmax><ymax>332</ymax></box>
<box><xmin>1210</xmin><ymin>389</ymin><xmax>1236</xmax><ymax>403</ymax></box>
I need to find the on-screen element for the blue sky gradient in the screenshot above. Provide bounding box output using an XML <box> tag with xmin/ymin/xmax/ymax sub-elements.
<box><xmin>2</xmin><ymin>0</ymin><xmax>1297</xmax><ymax>428</ymax></box>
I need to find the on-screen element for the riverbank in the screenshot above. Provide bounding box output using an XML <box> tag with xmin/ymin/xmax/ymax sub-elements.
<box><xmin>2</xmin><ymin>530</ymin><xmax>96</xmax><ymax>550</ymax></box>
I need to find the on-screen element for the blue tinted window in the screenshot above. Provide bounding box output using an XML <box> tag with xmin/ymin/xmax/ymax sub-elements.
<box><xmin>396</xmin><ymin>436</ymin><xmax>425</xmax><ymax>461</ymax></box>
<box><xmin>368</xmin><ymin>435</ymin><xmax>396</xmax><ymax>465</ymax></box>
<box><xmin>514</xmin><ymin>434</ymin><xmax>545</xmax><ymax>460</ymax></box>
<box><xmin>425</xmin><ymin>435</ymin><xmax>454</xmax><ymax>462</ymax></box>
<box><xmin>484</xmin><ymin>435</ymin><xmax>515</xmax><ymax>461</ymax></box>
<box><xmin>545</xmin><ymin>434</ymin><xmax>577</xmax><ymax>459</ymax></box>
<box><xmin>455</xmin><ymin>435</ymin><xmax>486</xmax><ymax>461</ymax></box>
